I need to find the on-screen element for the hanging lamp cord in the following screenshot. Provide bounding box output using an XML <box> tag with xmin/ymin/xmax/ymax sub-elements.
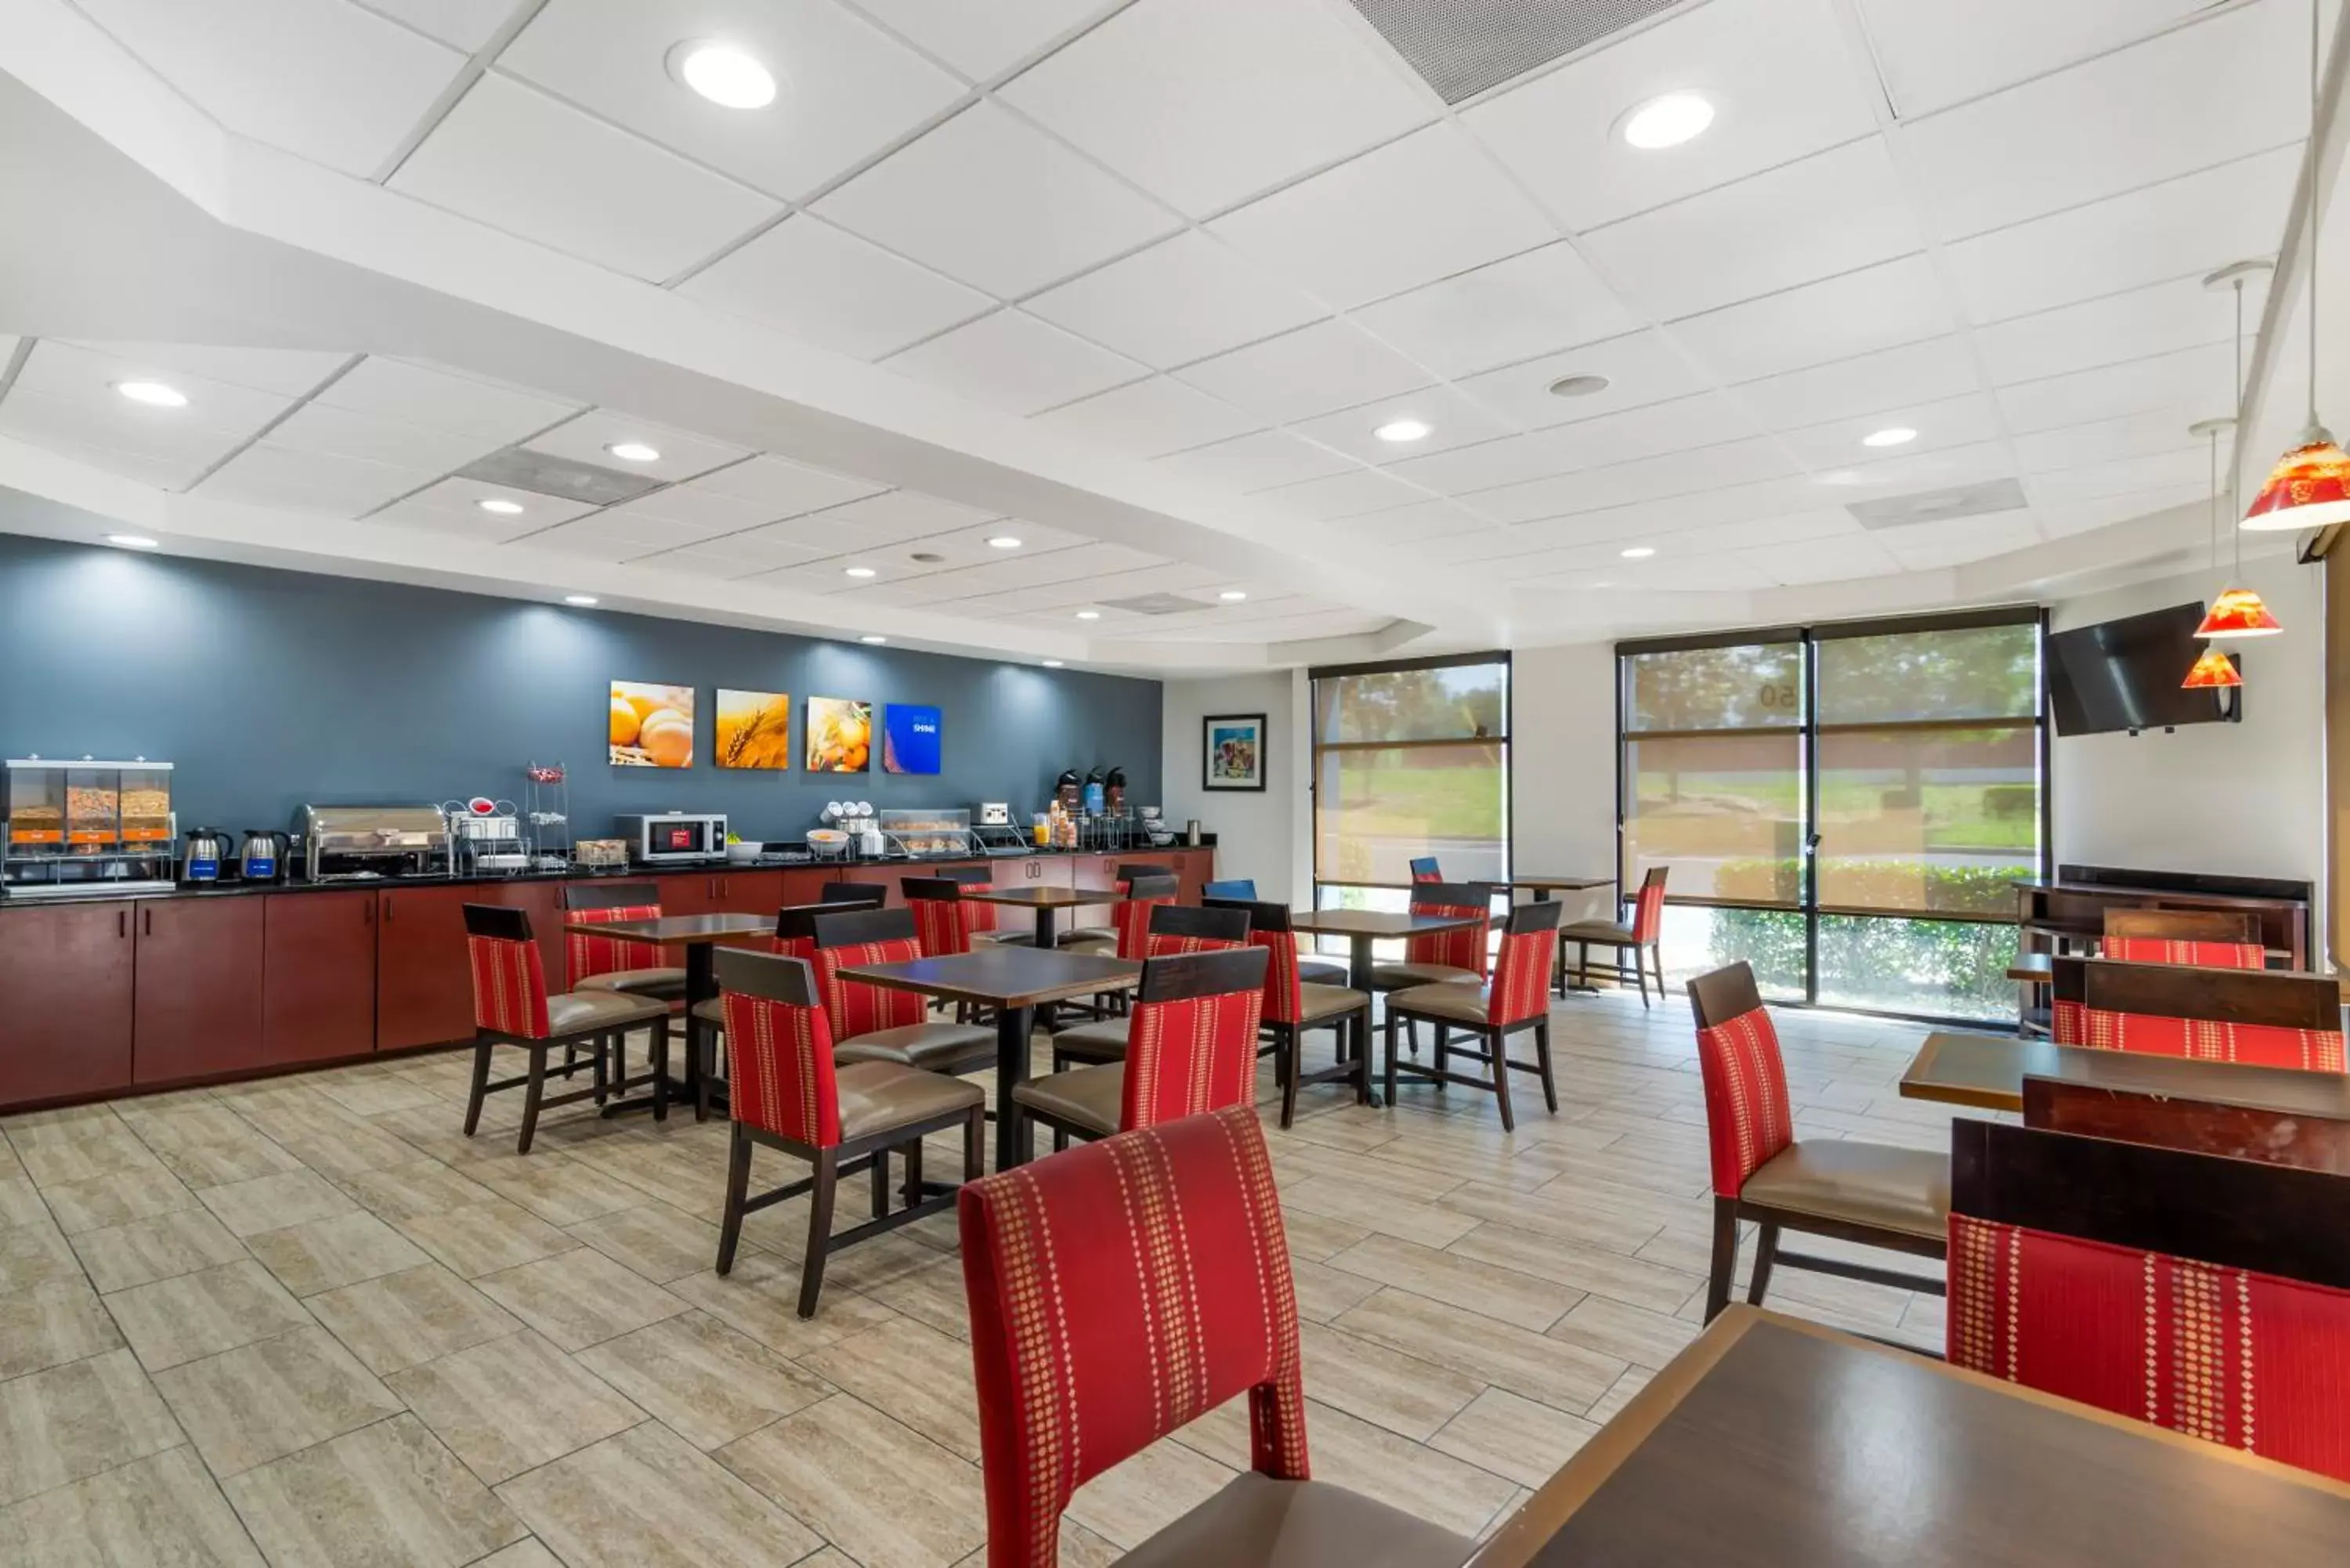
<box><xmin>2310</xmin><ymin>0</ymin><xmax>2322</xmax><ymax>432</ymax></box>
<box><xmin>2235</xmin><ymin>276</ymin><xmax>2248</xmax><ymax>576</ymax></box>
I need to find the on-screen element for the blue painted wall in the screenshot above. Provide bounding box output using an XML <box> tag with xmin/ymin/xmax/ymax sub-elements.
<box><xmin>0</xmin><ymin>531</ymin><xmax>1162</xmax><ymax>839</ymax></box>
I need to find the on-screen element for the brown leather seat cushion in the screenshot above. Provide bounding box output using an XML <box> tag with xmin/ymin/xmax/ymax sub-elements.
<box><xmin>544</xmin><ymin>990</ymin><xmax>670</xmax><ymax>1035</ymax></box>
<box><xmin>1010</xmin><ymin>1064</ymin><xmax>1123</xmax><ymax>1137</ymax></box>
<box><xmin>834</xmin><ymin>1021</ymin><xmax>996</xmax><ymax>1074</ymax></box>
<box><xmin>1053</xmin><ymin>1016</ymin><xmax>1130</xmax><ymax>1064</ymax></box>
<box><xmin>1383</xmin><ymin>984</ymin><xmax>1494</xmax><ymax>1027</ymax></box>
<box><xmin>1558</xmin><ymin>919</ymin><xmax>1637</xmax><ymax>944</ymax></box>
<box><xmin>689</xmin><ymin>996</ymin><xmax>725</xmax><ymax>1028</ymax></box>
<box><xmin>574</xmin><ymin>967</ymin><xmax>688</xmax><ymax>999</ymax></box>
<box><xmin>834</xmin><ymin>1060</ymin><xmax>985</xmax><ymax>1142</ymax></box>
<box><xmin>1368</xmin><ymin>961</ymin><xmax>1480</xmax><ymax>989</ymax></box>
<box><xmin>1118</xmin><ymin>1472</ymin><xmax>1473</xmax><ymax>1568</ymax></box>
<box><xmin>1296</xmin><ymin>959</ymin><xmax>1347</xmax><ymax>986</ymax></box>
<box><xmin>1740</xmin><ymin>1140</ymin><xmax>1950</xmax><ymax>1241</ymax></box>
<box><xmin>1296</xmin><ymin>983</ymin><xmax>1368</xmax><ymax>1026</ymax></box>
<box><xmin>975</xmin><ymin>930</ymin><xmax>1032</xmax><ymax>946</ymax></box>
<box><xmin>1056</xmin><ymin>930</ymin><xmax>1117</xmax><ymax>953</ymax></box>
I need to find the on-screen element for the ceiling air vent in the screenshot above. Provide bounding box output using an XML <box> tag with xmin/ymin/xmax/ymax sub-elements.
<box><xmin>1101</xmin><ymin>593</ymin><xmax>1217</xmax><ymax>616</ymax></box>
<box><xmin>1349</xmin><ymin>0</ymin><xmax>1684</xmax><ymax>104</ymax></box>
<box><xmin>456</xmin><ymin>450</ymin><xmax>666</xmax><ymax>507</ymax></box>
<box><xmin>1846</xmin><ymin>478</ymin><xmax>2028</xmax><ymax>530</ymax></box>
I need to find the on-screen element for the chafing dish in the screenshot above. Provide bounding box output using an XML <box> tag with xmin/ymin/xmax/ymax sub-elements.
<box><xmin>297</xmin><ymin>804</ymin><xmax>454</xmax><ymax>882</ymax></box>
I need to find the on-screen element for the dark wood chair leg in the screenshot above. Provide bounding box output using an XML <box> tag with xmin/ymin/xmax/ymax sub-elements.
<box><xmin>1704</xmin><ymin>1196</ymin><xmax>1739</xmax><ymax>1323</ymax></box>
<box><xmin>1383</xmin><ymin>1013</ymin><xmax>1401</xmax><ymax>1111</ymax></box>
<box><xmin>613</xmin><ymin>1033</ymin><xmax>627</xmax><ymax>1096</ymax></box>
<box><xmin>462</xmin><ymin>1040</ymin><xmax>492</xmax><ymax>1136</ymax></box>
<box><xmin>1650</xmin><ymin>943</ymin><xmax>1666</xmax><ymax>998</ymax></box>
<box><xmin>1533</xmin><ymin>1019</ymin><xmax>1558</xmax><ymax>1112</ymax></box>
<box><xmin>870</xmin><ymin>1149</ymin><xmax>890</xmax><ymax>1219</ymax></box>
<box><xmin>592</xmin><ymin>1035</ymin><xmax>608</xmax><ymax>1104</ymax></box>
<box><xmin>1487</xmin><ymin>1026</ymin><xmax>1515</xmax><ymax>1132</ymax></box>
<box><xmin>1407</xmin><ymin>1014</ymin><xmax>1419</xmax><ymax>1057</ymax></box>
<box><xmin>1633</xmin><ymin>945</ymin><xmax>1650</xmax><ymax>1006</ymax></box>
<box><xmin>516</xmin><ymin>1045</ymin><xmax>549</xmax><ymax>1155</ymax></box>
<box><xmin>1278</xmin><ymin>1024</ymin><xmax>1302</xmax><ymax>1130</ymax></box>
<box><xmin>694</xmin><ymin>1021</ymin><xmax>714</xmax><ymax>1125</ymax></box>
<box><xmin>964</xmin><ymin>1107</ymin><xmax>984</xmax><ymax>1183</ymax></box>
<box><xmin>797</xmin><ymin>1152</ymin><xmax>837</xmax><ymax>1320</ymax></box>
<box><xmin>716</xmin><ymin>1123</ymin><xmax>753</xmax><ymax>1275</ymax></box>
<box><xmin>1352</xmin><ymin>1013</ymin><xmax>1371</xmax><ymax>1105</ymax></box>
<box><xmin>1433</xmin><ymin>1024</ymin><xmax>1450</xmax><ymax>1090</ymax></box>
<box><xmin>1746</xmin><ymin>1219</ymin><xmax>1780</xmax><ymax>1307</ymax></box>
<box><xmin>652</xmin><ymin>1018</ymin><xmax>670</xmax><ymax>1122</ymax></box>
<box><xmin>902</xmin><ymin>1138</ymin><xmax>924</xmax><ymax>1207</ymax></box>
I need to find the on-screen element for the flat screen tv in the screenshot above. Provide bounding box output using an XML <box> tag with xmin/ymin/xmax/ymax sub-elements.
<box><xmin>2046</xmin><ymin>602</ymin><xmax>2241</xmax><ymax>736</ymax></box>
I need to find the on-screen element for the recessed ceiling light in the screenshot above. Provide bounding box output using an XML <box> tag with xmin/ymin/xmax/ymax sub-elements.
<box><xmin>1375</xmin><ymin>417</ymin><xmax>1432</xmax><ymax>444</ymax></box>
<box><xmin>1076</xmin><ymin>610</ymin><xmax>1101</xmax><ymax>620</ymax></box>
<box><xmin>1042</xmin><ymin>659</ymin><xmax>1065</xmax><ymax>669</ymax></box>
<box><xmin>477</xmin><ymin>499</ymin><xmax>524</xmax><ymax>515</ymax></box>
<box><xmin>1621</xmin><ymin>546</ymin><xmax>1656</xmax><ymax>559</ymax></box>
<box><xmin>1621</xmin><ymin>92</ymin><xmax>1715</xmax><ymax>150</ymax></box>
<box><xmin>105</xmin><ymin>533</ymin><xmax>159</xmax><ymax>550</ymax></box>
<box><xmin>605</xmin><ymin>442</ymin><xmax>660</xmax><ymax>464</ymax></box>
<box><xmin>668</xmin><ymin>41</ymin><xmax>776</xmax><ymax>110</ymax></box>
<box><xmin>844</xmin><ymin>566</ymin><xmax>877</xmax><ymax>579</ymax></box>
<box><xmin>114</xmin><ymin>381</ymin><xmax>185</xmax><ymax>408</ymax></box>
<box><xmin>1862</xmin><ymin>427</ymin><xmax>1918</xmax><ymax>449</ymax></box>
<box><xmin>1220</xmin><ymin>590</ymin><xmax>1248</xmax><ymax>602</ymax></box>
<box><xmin>564</xmin><ymin>594</ymin><xmax>598</xmax><ymax>607</ymax></box>
<box><xmin>1548</xmin><ymin>374</ymin><xmax>1611</xmax><ymax>399</ymax></box>
<box><xmin>988</xmin><ymin>536</ymin><xmax>1023</xmax><ymax>550</ymax></box>
<box><xmin>860</xmin><ymin>635</ymin><xmax>887</xmax><ymax>645</ymax></box>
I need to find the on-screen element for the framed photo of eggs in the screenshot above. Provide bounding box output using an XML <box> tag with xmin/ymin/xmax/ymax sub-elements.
<box><xmin>609</xmin><ymin>681</ymin><xmax>696</xmax><ymax>768</ymax></box>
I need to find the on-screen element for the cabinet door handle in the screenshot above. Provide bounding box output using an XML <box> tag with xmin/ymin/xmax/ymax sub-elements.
<box><xmin>363</xmin><ymin>898</ymin><xmax>374</xmax><ymax>925</ymax></box>
<box><xmin>382</xmin><ymin>896</ymin><xmax>392</xmax><ymax>923</ymax></box>
<box><xmin>118</xmin><ymin>909</ymin><xmax>126</xmax><ymax>938</ymax></box>
<box><xmin>143</xmin><ymin>907</ymin><xmax>151</xmax><ymax>938</ymax></box>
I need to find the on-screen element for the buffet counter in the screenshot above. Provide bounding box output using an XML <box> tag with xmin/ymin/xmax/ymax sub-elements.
<box><xmin>0</xmin><ymin>847</ymin><xmax>1216</xmax><ymax>1111</ymax></box>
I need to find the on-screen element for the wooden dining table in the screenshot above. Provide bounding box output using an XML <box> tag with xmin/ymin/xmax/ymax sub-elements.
<box><xmin>1287</xmin><ymin>908</ymin><xmax>1489</xmax><ymax>994</ymax></box>
<box><xmin>833</xmin><ymin>945</ymin><xmax>1141</xmax><ymax>1171</ymax></box>
<box><xmin>1470</xmin><ymin>1305</ymin><xmax>2350</xmax><ymax>1567</ymax></box>
<box><xmin>561</xmin><ymin>912</ymin><xmax>775</xmax><ymax>1120</ymax></box>
<box><xmin>1900</xmin><ymin>1028</ymin><xmax>2350</xmax><ymax>1116</ymax></box>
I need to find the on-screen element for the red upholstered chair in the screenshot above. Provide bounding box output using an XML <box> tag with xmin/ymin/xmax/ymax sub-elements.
<box><xmin>2049</xmin><ymin>956</ymin><xmax>2345</xmax><ymax>1071</ymax></box>
<box><xmin>1014</xmin><ymin>947</ymin><xmax>1271</xmax><ymax>1147</ymax></box>
<box><xmin>562</xmin><ymin>880</ymin><xmax>689</xmax><ymax>999</ymax></box>
<box><xmin>1686</xmin><ymin>962</ymin><xmax>1946</xmax><ymax>1322</ymax></box>
<box><xmin>905</xmin><ymin>876</ymin><xmax>980</xmax><ymax>958</ymax></box>
<box><xmin>1368</xmin><ymin>883</ymin><xmax>1495</xmax><ymax>994</ymax></box>
<box><xmin>810</xmin><ymin>907</ymin><xmax>996</xmax><ymax>1076</ymax></box>
<box><xmin>957</xmin><ymin>1107</ymin><xmax>1473</xmax><ymax>1568</ymax></box>
<box><xmin>1051</xmin><ymin>903</ymin><xmax>1250</xmax><ymax>1071</ymax></box>
<box><xmin>924</xmin><ymin>865</ymin><xmax>1018</xmax><ymax>945</ymax></box>
<box><xmin>1223</xmin><ymin>899</ymin><xmax>1370</xmax><ymax>1128</ymax></box>
<box><xmin>1559</xmin><ymin>865</ymin><xmax>1668</xmax><ymax>1005</ymax></box>
<box><xmin>1408</xmin><ymin>855</ymin><xmax>1443</xmax><ymax>883</ymax></box>
<box><xmin>460</xmin><ymin>904</ymin><xmax>671</xmax><ymax>1154</ymax></box>
<box><xmin>2102</xmin><ymin>937</ymin><xmax>2267</xmax><ymax>968</ymax></box>
<box><xmin>1381</xmin><ymin>900</ymin><xmax>1560</xmax><ymax>1131</ymax></box>
<box><xmin>689</xmin><ymin>895</ymin><xmax>887</xmax><ymax>1041</ymax></box>
<box><xmin>1947</xmin><ymin>1118</ymin><xmax>2350</xmax><ymax>1483</ymax></box>
<box><xmin>714</xmin><ymin>948</ymin><xmax>982</xmax><ymax>1318</ymax></box>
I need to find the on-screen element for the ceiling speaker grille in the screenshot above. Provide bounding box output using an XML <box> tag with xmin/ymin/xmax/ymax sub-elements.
<box><xmin>1103</xmin><ymin>593</ymin><xmax>1216</xmax><ymax>616</ymax></box>
<box><xmin>1350</xmin><ymin>0</ymin><xmax>1683</xmax><ymax>103</ymax></box>
<box><xmin>1846</xmin><ymin>479</ymin><xmax>2029</xmax><ymax>530</ymax></box>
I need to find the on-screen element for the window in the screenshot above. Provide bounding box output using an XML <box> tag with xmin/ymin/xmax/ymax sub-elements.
<box><xmin>1618</xmin><ymin>612</ymin><xmax>2047</xmax><ymax>1023</ymax></box>
<box><xmin>1312</xmin><ymin>656</ymin><xmax>1509</xmax><ymax>916</ymax></box>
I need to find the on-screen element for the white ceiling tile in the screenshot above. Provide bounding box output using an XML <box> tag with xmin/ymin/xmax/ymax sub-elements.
<box><xmin>1462</xmin><ymin>0</ymin><xmax>1878</xmax><ymax>231</ymax></box>
<box><xmin>523</xmin><ymin>411</ymin><xmax>750</xmax><ymax>481</ymax></box>
<box><xmin>1874</xmin><ymin>508</ymin><xmax>2041</xmax><ymax>569</ymax></box>
<box><xmin>1206</xmin><ymin>126</ymin><xmax>1556</xmax><ymax>311</ymax></box>
<box><xmin>388</xmin><ymin>74</ymin><xmax>781</xmax><ymax>282</ymax></box>
<box><xmin>675</xmin><ymin>216</ymin><xmax>993</xmax><ymax>361</ymax></box>
<box><xmin>1253</xmin><ymin>467</ymin><xmax>1433</xmax><ymax>520</ymax></box>
<box><xmin>1449</xmin><ymin>331</ymin><xmax>1707</xmax><ymax>431</ymax></box>
<box><xmin>2012</xmin><ymin>409</ymin><xmax>2223</xmax><ymax>476</ymax></box>
<box><xmin>2032</xmin><ymin>483</ymin><xmax>2204</xmax><ymax>538</ymax></box>
<box><xmin>1857</xmin><ymin>0</ymin><xmax>2206</xmax><ymax>118</ymax></box>
<box><xmin>997</xmin><ymin>0</ymin><xmax>1434</xmax><ymax>219</ymax></box>
<box><xmin>12</xmin><ymin>341</ymin><xmax>295</xmax><ymax>438</ymax></box>
<box><xmin>1817</xmin><ymin>436</ymin><xmax>2012</xmax><ymax>497</ymax></box>
<box><xmin>1775</xmin><ymin>392</ymin><xmax>2005</xmax><ymax>471</ymax></box>
<box><xmin>262</xmin><ymin>401</ymin><xmax>495</xmax><ymax>472</ymax></box>
<box><xmin>195</xmin><ymin>444</ymin><xmax>436</xmax><ymax>516</ymax></box>
<box><xmin>785</xmin><ymin>488</ymin><xmax>1001</xmax><ymax>548</ymax></box>
<box><xmin>78</xmin><ymin>0</ymin><xmax>461</xmax><ymax>176</ymax></box>
<box><xmin>1152</xmin><ymin>429</ymin><xmax>1354</xmax><ymax>491</ymax></box>
<box><xmin>1580</xmin><ymin>139</ymin><xmax>1922</xmax><ymax>321</ymax></box>
<box><xmin>1471</xmin><ymin>436</ymin><xmax>1798</xmax><ymax>525</ymax></box>
<box><xmin>1731</xmin><ymin>336</ymin><xmax>1983</xmax><ymax>430</ymax></box>
<box><xmin>814</xmin><ymin>102</ymin><xmax>1180</xmax><ymax>297</ymax></box>
<box><xmin>689</xmin><ymin>455</ymin><xmax>886</xmax><ymax>515</ymax></box>
<box><xmin>1899</xmin><ymin>0</ymin><xmax>2305</xmax><ymax>241</ymax></box>
<box><xmin>499</xmin><ymin>0</ymin><xmax>962</xmax><ymax>201</ymax></box>
<box><xmin>1340</xmin><ymin>499</ymin><xmax>1498</xmax><ymax>546</ymax></box>
<box><xmin>637</xmin><ymin>533</ymin><xmax>830</xmax><ymax>574</ymax></box>
<box><xmin>595</xmin><ymin>486</ymin><xmax>785</xmax><ymax>541</ymax></box>
<box><xmin>1673</xmin><ymin>507</ymin><xmax>1867</xmax><ymax>554</ymax></box>
<box><xmin>1030</xmin><ymin>377</ymin><xmax>1265</xmax><ymax>459</ymax></box>
<box><xmin>317</xmin><ymin>358</ymin><xmax>577</xmax><ymax>446</ymax></box>
<box><xmin>1285</xmin><ymin>385</ymin><xmax>1515</xmax><ymax>466</ymax></box>
<box><xmin>1941</xmin><ymin>146</ymin><xmax>2298</xmax><ymax>324</ymax></box>
<box><xmin>0</xmin><ymin>390</ymin><xmax>246</xmax><ymax>488</ymax></box>
<box><xmin>1671</xmin><ymin>255</ymin><xmax>1954</xmax><ymax>383</ymax></box>
<box><xmin>60</xmin><ymin>342</ymin><xmax>349</xmax><ymax>398</ymax></box>
<box><xmin>855</xmin><ymin>0</ymin><xmax>1114</xmax><ymax>80</ymax></box>
<box><xmin>2025</xmin><ymin>447</ymin><xmax>2209</xmax><ymax>507</ymax></box>
<box><xmin>1346</xmin><ymin>242</ymin><xmax>1640</xmax><ymax>381</ymax></box>
<box><xmin>1021</xmin><ymin>233</ymin><xmax>1326</xmax><ymax>370</ymax></box>
<box><xmin>1740</xmin><ymin>531</ymin><xmax>1900</xmax><ymax>585</ymax></box>
<box><xmin>353</xmin><ymin>0</ymin><xmax>525</xmax><ymax>52</ymax></box>
<box><xmin>882</xmin><ymin>309</ymin><xmax>1145</xmax><ymax>416</ymax></box>
<box><xmin>1173</xmin><ymin>320</ymin><xmax>1431</xmax><ymax>425</ymax></box>
<box><xmin>371</xmin><ymin>475</ymin><xmax>598</xmax><ymax>537</ymax></box>
<box><xmin>1996</xmin><ymin>340</ymin><xmax>2232</xmax><ymax>434</ymax></box>
<box><xmin>509</xmin><ymin>515</ymin><xmax>694</xmax><ymax>559</ymax></box>
<box><xmin>1977</xmin><ymin>276</ymin><xmax>2264</xmax><ymax>387</ymax></box>
<box><xmin>1379</xmin><ymin>429</ymin><xmax>1587</xmax><ymax>497</ymax></box>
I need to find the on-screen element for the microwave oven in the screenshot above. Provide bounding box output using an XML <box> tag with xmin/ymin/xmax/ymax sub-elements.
<box><xmin>616</xmin><ymin>812</ymin><xmax>728</xmax><ymax>864</ymax></box>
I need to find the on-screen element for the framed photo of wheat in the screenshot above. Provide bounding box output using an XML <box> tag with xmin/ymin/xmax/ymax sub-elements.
<box><xmin>714</xmin><ymin>689</ymin><xmax>793</xmax><ymax>770</ymax></box>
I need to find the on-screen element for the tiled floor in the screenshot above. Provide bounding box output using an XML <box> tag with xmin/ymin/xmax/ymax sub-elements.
<box><xmin>0</xmin><ymin>991</ymin><xmax>1959</xmax><ymax>1566</ymax></box>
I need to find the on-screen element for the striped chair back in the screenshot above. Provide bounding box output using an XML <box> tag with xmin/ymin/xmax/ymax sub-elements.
<box><xmin>1144</xmin><ymin>902</ymin><xmax>1249</xmax><ymax>957</ymax></box>
<box><xmin>811</xmin><ymin>907</ymin><xmax>926</xmax><ymax>1039</ymax></box>
<box><xmin>463</xmin><ymin>904</ymin><xmax>551</xmax><ymax>1039</ymax></box>
<box><xmin>1482</xmin><ymin>901</ymin><xmax>1560</xmax><ymax>1026</ymax></box>
<box><xmin>1405</xmin><ymin>882</ymin><xmax>1492</xmax><ymax>977</ymax></box>
<box><xmin>560</xmin><ymin>881</ymin><xmax>664</xmax><ymax>989</ymax></box>
<box><xmin>718</xmin><ymin>948</ymin><xmax>841</xmax><ymax>1148</ymax></box>
<box><xmin>1686</xmin><ymin>962</ymin><xmax>1794</xmax><ymax>1201</ymax></box>
<box><xmin>903</xmin><ymin>877</ymin><xmax>977</xmax><ymax>958</ymax></box>
<box><xmin>1112</xmin><ymin>874</ymin><xmax>1180</xmax><ymax>960</ymax></box>
<box><xmin>1212</xmin><ymin>899</ymin><xmax>1306</xmax><ymax>1026</ymax></box>
<box><xmin>2102</xmin><ymin>937</ymin><xmax>2265</xmax><ymax>969</ymax></box>
<box><xmin>1119</xmin><ymin>948</ymin><xmax>1271</xmax><ymax>1132</ymax></box>
<box><xmin>2052</xmin><ymin>957</ymin><xmax>2345</xmax><ymax>1071</ymax></box>
<box><xmin>772</xmin><ymin>898</ymin><xmax>877</xmax><ymax>964</ymax></box>
<box><xmin>1629</xmin><ymin>865</ymin><xmax>1669</xmax><ymax>943</ymax></box>
<box><xmin>932</xmin><ymin>865</ymin><xmax>1002</xmax><ymax>935</ymax></box>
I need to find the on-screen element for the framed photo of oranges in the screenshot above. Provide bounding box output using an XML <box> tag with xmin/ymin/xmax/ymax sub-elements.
<box><xmin>715</xmin><ymin>689</ymin><xmax>793</xmax><ymax>770</ymax></box>
<box><xmin>805</xmin><ymin>697</ymin><xmax>873</xmax><ymax>774</ymax></box>
<box><xmin>609</xmin><ymin>681</ymin><xmax>696</xmax><ymax>768</ymax></box>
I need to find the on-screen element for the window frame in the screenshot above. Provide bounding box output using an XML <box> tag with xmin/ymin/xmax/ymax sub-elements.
<box><xmin>1309</xmin><ymin>650</ymin><xmax>1513</xmax><ymax>896</ymax></box>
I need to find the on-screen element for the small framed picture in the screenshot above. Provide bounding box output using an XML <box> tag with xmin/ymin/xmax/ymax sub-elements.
<box><xmin>1202</xmin><ymin>713</ymin><xmax>1267</xmax><ymax>792</ymax></box>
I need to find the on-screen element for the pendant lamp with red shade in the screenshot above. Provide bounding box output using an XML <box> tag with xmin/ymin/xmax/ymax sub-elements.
<box><xmin>2194</xmin><ymin>266</ymin><xmax>2283</xmax><ymax>642</ymax></box>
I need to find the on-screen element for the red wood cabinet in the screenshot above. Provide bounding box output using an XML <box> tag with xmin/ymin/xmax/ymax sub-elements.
<box><xmin>262</xmin><ymin>891</ymin><xmax>377</xmax><ymax>1066</ymax></box>
<box><xmin>375</xmin><ymin>884</ymin><xmax>487</xmax><ymax>1052</ymax></box>
<box><xmin>132</xmin><ymin>898</ymin><xmax>268</xmax><ymax>1086</ymax></box>
<box><xmin>1171</xmin><ymin>848</ymin><xmax>1213</xmax><ymax>905</ymax></box>
<box><xmin>0</xmin><ymin>901</ymin><xmax>136</xmax><ymax>1105</ymax></box>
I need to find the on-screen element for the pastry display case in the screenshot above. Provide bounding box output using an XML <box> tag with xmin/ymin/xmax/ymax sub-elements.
<box><xmin>879</xmin><ymin>807</ymin><xmax>974</xmax><ymax>858</ymax></box>
<box><xmin>3</xmin><ymin>757</ymin><xmax>178</xmax><ymax>897</ymax></box>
